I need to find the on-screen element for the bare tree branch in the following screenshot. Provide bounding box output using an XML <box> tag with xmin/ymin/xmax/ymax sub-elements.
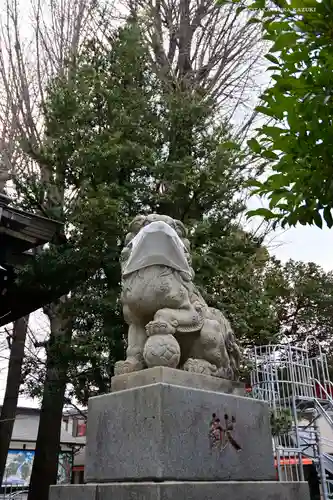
<box><xmin>129</xmin><ymin>0</ymin><xmax>264</xmax><ymax>121</ymax></box>
<box><xmin>0</xmin><ymin>0</ymin><xmax>117</xmax><ymax>203</ymax></box>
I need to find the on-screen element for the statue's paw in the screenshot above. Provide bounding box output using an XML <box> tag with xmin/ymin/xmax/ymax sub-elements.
<box><xmin>214</xmin><ymin>366</ymin><xmax>234</xmax><ymax>380</ymax></box>
<box><xmin>183</xmin><ymin>358</ymin><xmax>217</xmax><ymax>376</ymax></box>
<box><xmin>146</xmin><ymin>320</ymin><xmax>177</xmax><ymax>337</ymax></box>
<box><xmin>193</xmin><ymin>300</ymin><xmax>204</xmax><ymax>312</ymax></box>
<box><xmin>114</xmin><ymin>358</ymin><xmax>144</xmax><ymax>375</ymax></box>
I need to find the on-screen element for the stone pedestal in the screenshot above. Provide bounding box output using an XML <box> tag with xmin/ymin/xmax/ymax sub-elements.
<box><xmin>50</xmin><ymin>367</ymin><xmax>310</xmax><ymax>500</ymax></box>
<box><xmin>85</xmin><ymin>382</ymin><xmax>274</xmax><ymax>482</ymax></box>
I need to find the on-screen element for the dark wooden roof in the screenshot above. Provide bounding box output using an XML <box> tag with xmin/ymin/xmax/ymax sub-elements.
<box><xmin>0</xmin><ymin>196</ymin><xmax>61</xmax><ymax>259</ymax></box>
<box><xmin>0</xmin><ymin>195</ymin><xmax>64</xmax><ymax>325</ymax></box>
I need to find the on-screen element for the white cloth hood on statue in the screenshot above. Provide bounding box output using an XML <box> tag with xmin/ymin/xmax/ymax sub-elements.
<box><xmin>122</xmin><ymin>220</ymin><xmax>192</xmax><ymax>277</ymax></box>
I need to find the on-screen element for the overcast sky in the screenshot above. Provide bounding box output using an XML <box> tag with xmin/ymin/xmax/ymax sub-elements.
<box><xmin>272</xmin><ymin>224</ymin><xmax>333</xmax><ymax>271</ymax></box>
<box><xmin>247</xmin><ymin>192</ymin><xmax>333</xmax><ymax>272</ymax></box>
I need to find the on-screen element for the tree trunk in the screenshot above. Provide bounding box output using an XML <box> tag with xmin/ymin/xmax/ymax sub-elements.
<box><xmin>0</xmin><ymin>316</ymin><xmax>29</xmax><ymax>485</ymax></box>
<box><xmin>28</xmin><ymin>299</ymin><xmax>72</xmax><ymax>500</ymax></box>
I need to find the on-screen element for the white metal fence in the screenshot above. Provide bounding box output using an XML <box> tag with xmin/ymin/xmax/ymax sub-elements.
<box><xmin>250</xmin><ymin>338</ymin><xmax>333</xmax><ymax>500</ymax></box>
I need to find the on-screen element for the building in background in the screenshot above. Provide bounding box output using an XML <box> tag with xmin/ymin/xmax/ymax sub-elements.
<box><xmin>62</xmin><ymin>410</ymin><xmax>86</xmax><ymax>484</ymax></box>
<box><xmin>0</xmin><ymin>406</ymin><xmax>84</xmax><ymax>489</ymax></box>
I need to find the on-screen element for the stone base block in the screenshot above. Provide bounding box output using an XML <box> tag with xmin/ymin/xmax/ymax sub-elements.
<box><xmin>111</xmin><ymin>367</ymin><xmax>245</xmax><ymax>395</ymax></box>
<box><xmin>85</xmin><ymin>383</ymin><xmax>275</xmax><ymax>482</ymax></box>
<box><xmin>50</xmin><ymin>481</ymin><xmax>310</xmax><ymax>500</ymax></box>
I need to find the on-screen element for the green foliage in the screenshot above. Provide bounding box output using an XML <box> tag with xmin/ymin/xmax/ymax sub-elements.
<box><xmin>193</xmin><ymin>230</ymin><xmax>280</xmax><ymax>346</ymax></box>
<box><xmin>20</xmin><ymin>17</ymin><xmax>333</xmax><ymax>401</ymax></box>
<box><xmin>264</xmin><ymin>259</ymin><xmax>333</xmax><ymax>347</ymax></box>
<box><xmin>242</xmin><ymin>0</ymin><xmax>333</xmax><ymax>228</ymax></box>
<box><xmin>270</xmin><ymin>408</ymin><xmax>293</xmax><ymax>437</ymax></box>
<box><xmin>19</xmin><ymin>21</ymin><xmax>280</xmax><ymax>403</ymax></box>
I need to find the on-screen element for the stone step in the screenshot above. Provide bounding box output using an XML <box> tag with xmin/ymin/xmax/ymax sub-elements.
<box><xmin>50</xmin><ymin>481</ymin><xmax>310</xmax><ymax>500</ymax></box>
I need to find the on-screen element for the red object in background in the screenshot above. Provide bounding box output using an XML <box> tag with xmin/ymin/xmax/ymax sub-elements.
<box><xmin>315</xmin><ymin>383</ymin><xmax>333</xmax><ymax>399</ymax></box>
<box><xmin>77</xmin><ymin>422</ymin><xmax>86</xmax><ymax>437</ymax></box>
<box><xmin>275</xmin><ymin>458</ymin><xmax>312</xmax><ymax>466</ymax></box>
<box><xmin>72</xmin><ymin>465</ymin><xmax>84</xmax><ymax>472</ymax></box>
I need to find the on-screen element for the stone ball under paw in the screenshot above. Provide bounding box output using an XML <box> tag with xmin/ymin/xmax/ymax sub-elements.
<box><xmin>143</xmin><ymin>334</ymin><xmax>181</xmax><ymax>368</ymax></box>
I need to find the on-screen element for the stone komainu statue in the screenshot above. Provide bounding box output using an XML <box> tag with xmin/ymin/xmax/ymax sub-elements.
<box><xmin>115</xmin><ymin>214</ymin><xmax>241</xmax><ymax>380</ymax></box>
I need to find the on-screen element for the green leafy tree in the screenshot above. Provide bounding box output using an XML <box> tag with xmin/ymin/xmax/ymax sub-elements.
<box><xmin>265</xmin><ymin>259</ymin><xmax>333</xmax><ymax>348</ymax></box>
<box><xmin>244</xmin><ymin>0</ymin><xmax>333</xmax><ymax>228</ymax></box>
<box><xmin>19</xmin><ymin>20</ymin><xmax>280</xmax><ymax>405</ymax></box>
<box><xmin>193</xmin><ymin>229</ymin><xmax>280</xmax><ymax>347</ymax></box>
<box><xmin>0</xmin><ymin>2</ymin><xmax>108</xmax><ymax>500</ymax></box>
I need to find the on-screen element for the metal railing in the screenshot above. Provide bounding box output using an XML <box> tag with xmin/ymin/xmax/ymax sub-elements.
<box><xmin>6</xmin><ymin>491</ymin><xmax>28</xmax><ymax>499</ymax></box>
<box><xmin>0</xmin><ymin>490</ymin><xmax>28</xmax><ymax>500</ymax></box>
<box><xmin>250</xmin><ymin>339</ymin><xmax>333</xmax><ymax>500</ymax></box>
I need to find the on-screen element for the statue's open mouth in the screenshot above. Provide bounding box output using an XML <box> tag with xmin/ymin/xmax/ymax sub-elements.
<box><xmin>122</xmin><ymin>221</ymin><xmax>192</xmax><ymax>277</ymax></box>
